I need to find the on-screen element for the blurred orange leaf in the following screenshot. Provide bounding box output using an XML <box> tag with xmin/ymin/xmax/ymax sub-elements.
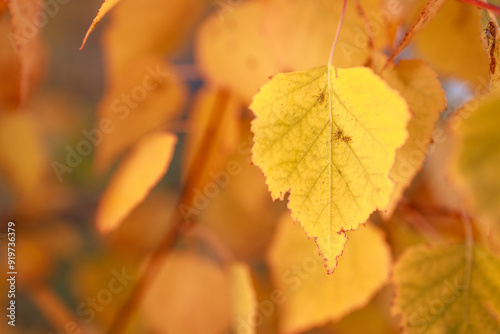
<box><xmin>95</xmin><ymin>132</ymin><xmax>177</xmax><ymax>233</ymax></box>
<box><xmin>264</xmin><ymin>0</ymin><xmax>388</xmax><ymax>71</ymax></box>
<box><xmin>199</xmin><ymin>122</ymin><xmax>283</xmax><ymax>261</ymax></box>
<box><xmin>195</xmin><ymin>1</ymin><xmax>282</xmax><ymax>103</ymax></box>
<box><xmin>103</xmin><ymin>0</ymin><xmax>206</xmax><ymax>78</ymax></box>
<box><xmin>5</xmin><ymin>0</ymin><xmax>46</xmax><ymax>108</ymax></box>
<box><xmin>142</xmin><ymin>250</ymin><xmax>231</xmax><ymax>334</ymax></box>
<box><xmin>94</xmin><ymin>57</ymin><xmax>186</xmax><ymax>172</ymax></box>
<box><xmin>0</xmin><ymin>1</ymin><xmax>6</xmax><ymax>15</ymax></box>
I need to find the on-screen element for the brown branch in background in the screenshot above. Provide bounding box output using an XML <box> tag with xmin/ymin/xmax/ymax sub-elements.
<box><xmin>385</xmin><ymin>0</ymin><xmax>500</xmax><ymax>69</ymax></box>
<box><xmin>456</xmin><ymin>0</ymin><xmax>500</xmax><ymax>15</ymax></box>
<box><xmin>384</xmin><ymin>0</ymin><xmax>447</xmax><ymax>69</ymax></box>
<box><xmin>185</xmin><ymin>224</ymin><xmax>235</xmax><ymax>265</ymax></box>
<box><xmin>401</xmin><ymin>204</ymin><xmax>443</xmax><ymax>243</ymax></box>
<box><xmin>30</xmin><ymin>285</ymin><xmax>101</xmax><ymax>334</ymax></box>
<box><xmin>352</xmin><ymin>0</ymin><xmax>375</xmax><ymax>50</ymax></box>
<box><xmin>107</xmin><ymin>89</ymin><xmax>233</xmax><ymax>334</ymax></box>
<box><xmin>400</xmin><ymin>200</ymin><xmax>467</xmax><ymax>220</ymax></box>
<box><xmin>399</xmin><ymin>200</ymin><xmax>481</xmax><ymax>239</ymax></box>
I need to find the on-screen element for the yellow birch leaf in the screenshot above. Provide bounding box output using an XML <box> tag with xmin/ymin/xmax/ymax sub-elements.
<box><xmin>80</xmin><ymin>0</ymin><xmax>121</xmax><ymax>49</ymax></box>
<box><xmin>195</xmin><ymin>1</ymin><xmax>282</xmax><ymax>104</ymax></box>
<box><xmin>376</xmin><ymin>58</ymin><xmax>446</xmax><ymax>218</ymax></box>
<box><xmin>392</xmin><ymin>244</ymin><xmax>500</xmax><ymax>333</ymax></box>
<box><xmin>264</xmin><ymin>0</ymin><xmax>389</xmax><ymax>71</ymax></box>
<box><xmin>229</xmin><ymin>263</ymin><xmax>257</xmax><ymax>334</ymax></box>
<box><xmin>142</xmin><ymin>251</ymin><xmax>231</xmax><ymax>334</ymax></box>
<box><xmin>182</xmin><ymin>86</ymin><xmax>241</xmax><ymax>192</ymax></box>
<box><xmin>408</xmin><ymin>0</ymin><xmax>489</xmax><ymax>87</ymax></box>
<box><xmin>267</xmin><ymin>213</ymin><xmax>391</xmax><ymax>334</ymax></box>
<box><xmin>94</xmin><ymin>57</ymin><xmax>186</xmax><ymax>173</ymax></box>
<box><xmin>251</xmin><ymin>66</ymin><xmax>410</xmax><ymax>272</ymax></box>
<box><xmin>95</xmin><ymin>132</ymin><xmax>177</xmax><ymax>233</ymax></box>
<box><xmin>451</xmin><ymin>94</ymin><xmax>500</xmax><ymax>225</ymax></box>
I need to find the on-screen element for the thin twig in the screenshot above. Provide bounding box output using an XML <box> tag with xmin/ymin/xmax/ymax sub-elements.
<box><xmin>108</xmin><ymin>90</ymin><xmax>233</xmax><ymax>334</ymax></box>
<box><xmin>456</xmin><ymin>0</ymin><xmax>500</xmax><ymax>15</ymax></box>
<box><xmin>403</xmin><ymin>205</ymin><xmax>443</xmax><ymax>243</ymax></box>
<box><xmin>185</xmin><ymin>224</ymin><xmax>235</xmax><ymax>265</ymax></box>
<box><xmin>30</xmin><ymin>285</ymin><xmax>100</xmax><ymax>334</ymax></box>
<box><xmin>327</xmin><ymin>0</ymin><xmax>348</xmax><ymax>79</ymax></box>
<box><xmin>352</xmin><ymin>0</ymin><xmax>375</xmax><ymax>50</ymax></box>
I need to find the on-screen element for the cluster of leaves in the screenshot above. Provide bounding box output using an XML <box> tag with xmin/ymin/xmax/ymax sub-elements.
<box><xmin>1</xmin><ymin>0</ymin><xmax>500</xmax><ymax>333</ymax></box>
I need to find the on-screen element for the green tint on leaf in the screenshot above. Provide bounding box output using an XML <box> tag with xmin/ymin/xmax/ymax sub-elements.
<box><xmin>452</xmin><ymin>95</ymin><xmax>500</xmax><ymax>224</ymax></box>
<box><xmin>393</xmin><ymin>244</ymin><xmax>500</xmax><ymax>333</ymax></box>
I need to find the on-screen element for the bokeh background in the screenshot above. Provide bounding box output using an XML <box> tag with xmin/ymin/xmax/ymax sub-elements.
<box><xmin>1</xmin><ymin>0</ymin><xmax>499</xmax><ymax>333</ymax></box>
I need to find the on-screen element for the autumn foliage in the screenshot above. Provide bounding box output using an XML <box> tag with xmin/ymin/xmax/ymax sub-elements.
<box><xmin>1</xmin><ymin>0</ymin><xmax>500</xmax><ymax>333</ymax></box>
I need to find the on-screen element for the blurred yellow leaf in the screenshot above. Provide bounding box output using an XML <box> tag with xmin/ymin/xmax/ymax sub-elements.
<box><xmin>451</xmin><ymin>94</ymin><xmax>500</xmax><ymax>224</ymax></box>
<box><xmin>80</xmin><ymin>0</ymin><xmax>121</xmax><ymax>49</ymax></box>
<box><xmin>195</xmin><ymin>1</ymin><xmax>282</xmax><ymax>103</ymax></box>
<box><xmin>95</xmin><ymin>132</ymin><xmax>177</xmax><ymax>233</ymax></box>
<box><xmin>94</xmin><ymin>57</ymin><xmax>186</xmax><ymax>172</ymax></box>
<box><xmin>267</xmin><ymin>214</ymin><xmax>391</xmax><ymax>333</ymax></box>
<box><xmin>376</xmin><ymin>58</ymin><xmax>446</xmax><ymax>218</ymax></box>
<box><xmin>328</xmin><ymin>286</ymin><xmax>399</xmax><ymax>334</ymax></box>
<box><xmin>142</xmin><ymin>251</ymin><xmax>231</xmax><ymax>334</ymax></box>
<box><xmin>229</xmin><ymin>263</ymin><xmax>257</xmax><ymax>334</ymax></box>
<box><xmin>251</xmin><ymin>66</ymin><xmax>409</xmax><ymax>272</ymax></box>
<box><xmin>264</xmin><ymin>0</ymin><xmax>389</xmax><ymax>71</ymax></box>
<box><xmin>393</xmin><ymin>244</ymin><xmax>500</xmax><ymax>333</ymax></box>
<box><xmin>0</xmin><ymin>112</ymin><xmax>48</xmax><ymax>197</ymax></box>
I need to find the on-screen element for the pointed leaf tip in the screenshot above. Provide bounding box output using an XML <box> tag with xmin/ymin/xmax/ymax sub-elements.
<box><xmin>80</xmin><ymin>0</ymin><xmax>121</xmax><ymax>50</ymax></box>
